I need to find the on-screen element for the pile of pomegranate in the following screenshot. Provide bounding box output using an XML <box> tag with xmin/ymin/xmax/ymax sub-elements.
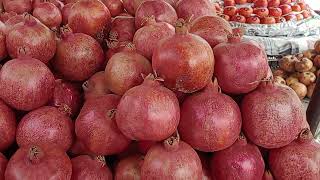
<box><xmin>0</xmin><ymin>0</ymin><xmax>319</xmax><ymax>179</ymax></box>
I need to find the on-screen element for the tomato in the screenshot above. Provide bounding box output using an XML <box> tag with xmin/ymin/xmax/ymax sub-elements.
<box><xmin>218</xmin><ymin>14</ymin><xmax>230</xmax><ymax>21</ymax></box>
<box><xmin>235</xmin><ymin>0</ymin><xmax>247</xmax><ymax>4</ymax></box>
<box><xmin>224</xmin><ymin>0</ymin><xmax>235</xmax><ymax>6</ymax></box>
<box><xmin>239</xmin><ymin>7</ymin><xmax>253</xmax><ymax>17</ymax></box>
<box><xmin>223</xmin><ymin>6</ymin><xmax>237</xmax><ymax>16</ymax></box>
<box><xmin>268</xmin><ymin>0</ymin><xmax>280</xmax><ymax>7</ymax></box>
<box><xmin>246</xmin><ymin>16</ymin><xmax>261</xmax><ymax>24</ymax></box>
<box><xmin>296</xmin><ymin>13</ymin><xmax>304</xmax><ymax>21</ymax></box>
<box><xmin>230</xmin><ymin>15</ymin><xmax>246</xmax><ymax>23</ymax></box>
<box><xmin>254</xmin><ymin>8</ymin><xmax>269</xmax><ymax>17</ymax></box>
<box><xmin>298</xmin><ymin>2</ymin><xmax>307</xmax><ymax>10</ymax></box>
<box><xmin>291</xmin><ymin>4</ymin><xmax>302</xmax><ymax>12</ymax></box>
<box><xmin>260</xmin><ymin>16</ymin><xmax>276</xmax><ymax>24</ymax></box>
<box><xmin>279</xmin><ymin>4</ymin><xmax>292</xmax><ymax>15</ymax></box>
<box><xmin>284</xmin><ymin>14</ymin><xmax>297</xmax><ymax>21</ymax></box>
<box><xmin>275</xmin><ymin>17</ymin><xmax>286</xmax><ymax>23</ymax></box>
<box><xmin>269</xmin><ymin>7</ymin><xmax>282</xmax><ymax>17</ymax></box>
<box><xmin>280</xmin><ymin>0</ymin><xmax>291</xmax><ymax>5</ymax></box>
<box><xmin>302</xmin><ymin>10</ymin><xmax>311</xmax><ymax>19</ymax></box>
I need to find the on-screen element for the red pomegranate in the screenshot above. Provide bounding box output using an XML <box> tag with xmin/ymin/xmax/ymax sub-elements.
<box><xmin>135</xmin><ymin>0</ymin><xmax>178</xmax><ymax>29</ymax></box>
<box><xmin>175</xmin><ymin>0</ymin><xmax>216</xmax><ymax>22</ymax></box>
<box><xmin>75</xmin><ymin>95</ymin><xmax>131</xmax><ymax>155</ymax></box>
<box><xmin>6</xmin><ymin>15</ymin><xmax>56</xmax><ymax>64</ymax></box>
<box><xmin>122</xmin><ymin>0</ymin><xmax>135</xmax><ymax>15</ymax></box>
<box><xmin>138</xmin><ymin>141</ymin><xmax>157</xmax><ymax>154</ymax></box>
<box><xmin>133</xmin><ymin>18</ymin><xmax>175</xmax><ymax>59</ymax></box>
<box><xmin>109</xmin><ymin>15</ymin><xmax>136</xmax><ymax>42</ymax></box>
<box><xmin>210</xmin><ymin>135</ymin><xmax>265</xmax><ymax>180</ymax></box>
<box><xmin>115</xmin><ymin>154</ymin><xmax>143</xmax><ymax>180</ymax></box>
<box><xmin>52</xmin><ymin>27</ymin><xmax>105</xmax><ymax>81</ymax></box>
<box><xmin>116</xmin><ymin>74</ymin><xmax>180</xmax><ymax>141</ymax></box>
<box><xmin>0</xmin><ymin>30</ymin><xmax>7</xmax><ymax>61</ymax></box>
<box><xmin>83</xmin><ymin>71</ymin><xmax>111</xmax><ymax>100</ymax></box>
<box><xmin>5</xmin><ymin>146</ymin><xmax>72</xmax><ymax>180</ymax></box>
<box><xmin>241</xmin><ymin>82</ymin><xmax>306</xmax><ymax>149</ymax></box>
<box><xmin>0</xmin><ymin>100</ymin><xmax>16</xmax><ymax>152</ymax></box>
<box><xmin>105</xmin><ymin>40</ymin><xmax>130</xmax><ymax>62</ymax></box>
<box><xmin>61</xmin><ymin>3</ymin><xmax>73</xmax><ymax>25</ymax></box>
<box><xmin>101</xmin><ymin>0</ymin><xmax>124</xmax><ymax>17</ymax></box>
<box><xmin>0</xmin><ymin>153</ymin><xmax>7</xmax><ymax>180</ymax></box>
<box><xmin>3</xmin><ymin>0</ymin><xmax>32</xmax><ymax>14</ymax></box>
<box><xmin>213</xmin><ymin>31</ymin><xmax>269</xmax><ymax>94</ymax></box>
<box><xmin>16</xmin><ymin>106</ymin><xmax>74</xmax><ymax>152</ymax></box>
<box><xmin>105</xmin><ymin>46</ymin><xmax>153</xmax><ymax>95</ymax></box>
<box><xmin>32</xmin><ymin>2</ymin><xmax>62</xmax><ymax>29</ymax></box>
<box><xmin>0</xmin><ymin>11</ymin><xmax>18</xmax><ymax>23</ymax></box>
<box><xmin>71</xmin><ymin>155</ymin><xmax>113</xmax><ymax>180</ymax></box>
<box><xmin>152</xmin><ymin>19</ymin><xmax>214</xmax><ymax>93</ymax></box>
<box><xmin>0</xmin><ymin>57</ymin><xmax>55</xmax><ymax>111</ymax></box>
<box><xmin>190</xmin><ymin>15</ymin><xmax>233</xmax><ymax>48</ymax></box>
<box><xmin>179</xmin><ymin>79</ymin><xmax>242</xmax><ymax>152</ymax></box>
<box><xmin>141</xmin><ymin>133</ymin><xmax>203</xmax><ymax>179</ymax></box>
<box><xmin>68</xmin><ymin>0</ymin><xmax>111</xmax><ymax>38</ymax></box>
<box><xmin>69</xmin><ymin>139</ymin><xmax>91</xmax><ymax>156</ymax></box>
<box><xmin>3</xmin><ymin>14</ymin><xmax>24</xmax><ymax>34</ymax></box>
<box><xmin>269</xmin><ymin>129</ymin><xmax>320</xmax><ymax>179</ymax></box>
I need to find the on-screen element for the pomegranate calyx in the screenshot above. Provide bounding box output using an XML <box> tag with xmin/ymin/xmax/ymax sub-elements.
<box><xmin>175</xmin><ymin>18</ymin><xmax>190</xmax><ymax>35</ymax></box>
<box><xmin>298</xmin><ymin>128</ymin><xmax>313</xmax><ymax>143</ymax></box>
<box><xmin>163</xmin><ymin>131</ymin><xmax>180</xmax><ymax>151</ymax></box>
<box><xmin>28</xmin><ymin>146</ymin><xmax>43</xmax><ymax>164</ymax></box>
<box><xmin>95</xmin><ymin>155</ymin><xmax>106</xmax><ymax>167</ymax></box>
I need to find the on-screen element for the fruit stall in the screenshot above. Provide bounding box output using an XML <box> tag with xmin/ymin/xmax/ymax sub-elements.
<box><xmin>0</xmin><ymin>0</ymin><xmax>320</xmax><ymax>179</ymax></box>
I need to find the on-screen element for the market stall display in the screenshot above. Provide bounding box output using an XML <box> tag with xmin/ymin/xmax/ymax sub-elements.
<box><xmin>0</xmin><ymin>0</ymin><xmax>319</xmax><ymax>180</ymax></box>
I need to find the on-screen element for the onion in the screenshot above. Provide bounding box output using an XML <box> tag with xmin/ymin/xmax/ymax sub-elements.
<box><xmin>3</xmin><ymin>0</ymin><xmax>32</xmax><ymax>14</ymax></box>
<box><xmin>109</xmin><ymin>15</ymin><xmax>136</xmax><ymax>43</ymax></box>
<box><xmin>101</xmin><ymin>0</ymin><xmax>124</xmax><ymax>17</ymax></box>
<box><xmin>32</xmin><ymin>2</ymin><xmax>62</xmax><ymax>29</ymax></box>
<box><xmin>0</xmin><ymin>100</ymin><xmax>16</xmax><ymax>152</ymax></box>
<box><xmin>175</xmin><ymin>0</ymin><xmax>216</xmax><ymax>22</ymax></box>
<box><xmin>115</xmin><ymin>154</ymin><xmax>143</xmax><ymax>180</ymax></box>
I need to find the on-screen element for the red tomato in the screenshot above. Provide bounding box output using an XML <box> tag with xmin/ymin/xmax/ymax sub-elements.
<box><xmin>291</xmin><ymin>4</ymin><xmax>301</xmax><ymax>12</ymax></box>
<box><xmin>280</xmin><ymin>0</ymin><xmax>291</xmax><ymax>5</ymax></box>
<box><xmin>296</xmin><ymin>13</ymin><xmax>304</xmax><ymax>20</ymax></box>
<box><xmin>224</xmin><ymin>0</ymin><xmax>236</xmax><ymax>6</ymax></box>
<box><xmin>235</xmin><ymin>0</ymin><xmax>247</xmax><ymax>4</ymax></box>
<box><xmin>231</xmin><ymin>15</ymin><xmax>246</xmax><ymax>23</ymax></box>
<box><xmin>275</xmin><ymin>16</ymin><xmax>286</xmax><ymax>23</ymax></box>
<box><xmin>239</xmin><ymin>7</ymin><xmax>254</xmax><ymax>17</ymax></box>
<box><xmin>246</xmin><ymin>16</ymin><xmax>261</xmax><ymax>24</ymax></box>
<box><xmin>268</xmin><ymin>0</ymin><xmax>280</xmax><ymax>7</ymax></box>
<box><xmin>254</xmin><ymin>0</ymin><xmax>268</xmax><ymax>8</ymax></box>
<box><xmin>261</xmin><ymin>16</ymin><xmax>276</xmax><ymax>24</ymax></box>
<box><xmin>254</xmin><ymin>8</ymin><xmax>269</xmax><ymax>17</ymax></box>
<box><xmin>224</xmin><ymin>6</ymin><xmax>237</xmax><ymax>16</ymax></box>
<box><xmin>298</xmin><ymin>2</ymin><xmax>307</xmax><ymax>10</ymax></box>
<box><xmin>269</xmin><ymin>7</ymin><xmax>282</xmax><ymax>17</ymax></box>
<box><xmin>279</xmin><ymin>4</ymin><xmax>292</xmax><ymax>15</ymax></box>
<box><xmin>302</xmin><ymin>10</ymin><xmax>311</xmax><ymax>19</ymax></box>
<box><xmin>284</xmin><ymin>14</ymin><xmax>297</xmax><ymax>21</ymax></box>
<box><xmin>218</xmin><ymin>14</ymin><xmax>230</xmax><ymax>21</ymax></box>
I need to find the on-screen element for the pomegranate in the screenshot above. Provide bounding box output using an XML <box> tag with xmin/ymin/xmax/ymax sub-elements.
<box><xmin>0</xmin><ymin>11</ymin><xmax>18</xmax><ymax>23</ymax></box>
<box><xmin>32</xmin><ymin>2</ymin><xmax>62</xmax><ymax>29</ymax></box>
<box><xmin>109</xmin><ymin>15</ymin><xmax>136</xmax><ymax>43</ymax></box>
<box><xmin>105</xmin><ymin>40</ymin><xmax>130</xmax><ymax>61</ymax></box>
<box><xmin>101</xmin><ymin>0</ymin><xmax>123</xmax><ymax>17</ymax></box>
<box><xmin>269</xmin><ymin>129</ymin><xmax>320</xmax><ymax>179</ymax></box>
<box><xmin>0</xmin><ymin>30</ymin><xmax>7</xmax><ymax>61</ymax></box>
<box><xmin>5</xmin><ymin>146</ymin><xmax>72</xmax><ymax>180</ymax></box>
<box><xmin>75</xmin><ymin>95</ymin><xmax>131</xmax><ymax>155</ymax></box>
<box><xmin>16</xmin><ymin>106</ymin><xmax>74</xmax><ymax>151</ymax></box>
<box><xmin>0</xmin><ymin>153</ymin><xmax>7</xmax><ymax>179</ymax></box>
<box><xmin>122</xmin><ymin>0</ymin><xmax>135</xmax><ymax>15</ymax></box>
<box><xmin>141</xmin><ymin>133</ymin><xmax>203</xmax><ymax>179</ymax></box>
<box><xmin>198</xmin><ymin>152</ymin><xmax>212</xmax><ymax>180</ymax></box>
<box><xmin>52</xmin><ymin>26</ymin><xmax>105</xmax><ymax>81</ymax></box>
<box><xmin>210</xmin><ymin>135</ymin><xmax>265</xmax><ymax>180</ymax></box>
<box><xmin>138</xmin><ymin>141</ymin><xmax>157</xmax><ymax>154</ymax></box>
<box><xmin>116</xmin><ymin>74</ymin><xmax>180</xmax><ymax>141</ymax></box>
<box><xmin>69</xmin><ymin>139</ymin><xmax>91</xmax><ymax>156</ymax></box>
<box><xmin>32</xmin><ymin>0</ymin><xmax>64</xmax><ymax>10</ymax></box>
<box><xmin>83</xmin><ymin>71</ymin><xmax>111</xmax><ymax>100</ymax></box>
<box><xmin>61</xmin><ymin>3</ymin><xmax>74</xmax><ymax>25</ymax></box>
<box><xmin>190</xmin><ymin>15</ymin><xmax>232</xmax><ymax>48</ymax></box>
<box><xmin>176</xmin><ymin>0</ymin><xmax>216</xmax><ymax>22</ymax></box>
<box><xmin>241</xmin><ymin>81</ymin><xmax>306</xmax><ymax>149</ymax></box>
<box><xmin>6</xmin><ymin>15</ymin><xmax>56</xmax><ymax>64</ymax></box>
<box><xmin>0</xmin><ymin>57</ymin><xmax>55</xmax><ymax>111</ymax></box>
<box><xmin>135</xmin><ymin>0</ymin><xmax>178</xmax><ymax>29</ymax></box>
<box><xmin>3</xmin><ymin>0</ymin><xmax>32</xmax><ymax>14</ymax></box>
<box><xmin>263</xmin><ymin>170</ymin><xmax>274</xmax><ymax>180</ymax></box>
<box><xmin>71</xmin><ymin>155</ymin><xmax>113</xmax><ymax>180</ymax></box>
<box><xmin>68</xmin><ymin>0</ymin><xmax>111</xmax><ymax>38</ymax></box>
<box><xmin>0</xmin><ymin>100</ymin><xmax>16</xmax><ymax>152</ymax></box>
<box><xmin>179</xmin><ymin>79</ymin><xmax>242</xmax><ymax>152</ymax></box>
<box><xmin>115</xmin><ymin>154</ymin><xmax>143</xmax><ymax>180</ymax></box>
<box><xmin>3</xmin><ymin>14</ymin><xmax>24</xmax><ymax>34</ymax></box>
<box><xmin>152</xmin><ymin>19</ymin><xmax>214</xmax><ymax>93</ymax></box>
<box><xmin>133</xmin><ymin>18</ymin><xmax>175</xmax><ymax>59</ymax></box>
<box><xmin>49</xmin><ymin>79</ymin><xmax>82</xmax><ymax>117</ymax></box>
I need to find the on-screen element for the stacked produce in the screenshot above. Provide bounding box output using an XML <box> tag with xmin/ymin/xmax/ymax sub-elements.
<box><xmin>273</xmin><ymin>41</ymin><xmax>320</xmax><ymax>99</ymax></box>
<box><xmin>0</xmin><ymin>0</ymin><xmax>319</xmax><ymax>180</ymax></box>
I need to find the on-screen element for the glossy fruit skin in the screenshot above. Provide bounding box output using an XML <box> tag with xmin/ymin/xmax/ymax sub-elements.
<box><xmin>268</xmin><ymin>0</ymin><xmax>280</xmax><ymax>7</ymax></box>
<box><xmin>261</xmin><ymin>16</ymin><xmax>276</xmax><ymax>24</ymax></box>
<box><xmin>101</xmin><ymin>0</ymin><xmax>124</xmax><ymax>17</ymax></box>
<box><xmin>254</xmin><ymin>8</ymin><xmax>269</xmax><ymax>17</ymax></box>
<box><xmin>61</xmin><ymin>3</ymin><xmax>73</xmax><ymax>25</ymax></box>
<box><xmin>224</xmin><ymin>6</ymin><xmax>237</xmax><ymax>17</ymax></box>
<box><xmin>224</xmin><ymin>0</ymin><xmax>235</xmax><ymax>6</ymax></box>
<box><xmin>284</xmin><ymin>14</ymin><xmax>297</xmax><ymax>21</ymax></box>
<box><xmin>275</xmin><ymin>16</ymin><xmax>286</xmax><ymax>23</ymax></box>
<box><xmin>32</xmin><ymin>2</ymin><xmax>62</xmax><ymax>28</ymax></box>
<box><xmin>175</xmin><ymin>0</ymin><xmax>216</xmax><ymax>22</ymax></box>
<box><xmin>115</xmin><ymin>154</ymin><xmax>143</xmax><ymax>180</ymax></box>
<box><xmin>0</xmin><ymin>100</ymin><xmax>16</xmax><ymax>152</ymax></box>
<box><xmin>231</xmin><ymin>15</ymin><xmax>246</xmax><ymax>23</ymax></box>
<box><xmin>254</xmin><ymin>0</ymin><xmax>268</xmax><ymax>8</ymax></box>
<box><xmin>298</xmin><ymin>2</ymin><xmax>307</xmax><ymax>10</ymax></box>
<box><xmin>291</xmin><ymin>4</ymin><xmax>302</xmax><ymax>12</ymax></box>
<box><xmin>0</xmin><ymin>153</ymin><xmax>7</xmax><ymax>180</ymax></box>
<box><xmin>239</xmin><ymin>7</ymin><xmax>253</xmax><ymax>17</ymax></box>
<box><xmin>268</xmin><ymin>7</ymin><xmax>282</xmax><ymax>17</ymax></box>
<box><xmin>246</xmin><ymin>16</ymin><xmax>261</xmax><ymax>24</ymax></box>
<box><xmin>279</xmin><ymin>4</ymin><xmax>292</xmax><ymax>15</ymax></box>
<box><xmin>280</xmin><ymin>0</ymin><xmax>291</xmax><ymax>5</ymax></box>
<box><xmin>235</xmin><ymin>0</ymin><xmax>247</xmax><ymax>4</ymax></box>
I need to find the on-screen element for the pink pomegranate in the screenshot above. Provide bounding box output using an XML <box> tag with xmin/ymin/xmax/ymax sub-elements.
<box><xmin>133</xmin><ymin>18</ymin><xmax>175</xmax><ymax>59</ymax></box>
<box><xmin>61</xmin><ymin>3</ymin><xmax>74</xmax><ymax>25</ymax></box>
<box><xmin>0</xmin><ymin>12</ymin><xmax>18</xmax><ymax>23</ymax></box>
<box><xmin>32</xmin><ymin>0</ymin><xmax>64</xmax><ymax>10</ymax></box>
<box><xmin>0</xmin><ymin>153</ymin><xmax>7</xmax><ymax>180</ymax></box>
<box><xmin>190</xmin><ymin>15</ymin><xmax>233</xmax><ymax>48</ymax></box>
<box><xmin>83</xmin><ymin>71</ymin><xmax>111</xmax><ymax>100</ymax></box>
<box><xmin>71</xmin><ymin>155</ymin><xmax>113</xmax><ymax>180</ymax></box>
<box><xmin>16</xmin><ymin>106</ymin><xmax>74</xmax><ymax>152</ymax></box>
<box><xmin>175</xmin><ymin>0</ymin><xmax>216</xmax><ymax>22</ymax></box>
<box><xmin>141</xmin><ymin>133</ymin><xmax>203</xmax><ymax>179</ymax></box>
<box><xmin>135</xmin><ymin>0</ymin><xmax>178</xmax><ymax>29</ymax></box>
<box><xmin>122</xmin><ymin>0</ymin><xmax>135</xmax><ymax>15</ymax></box>
<box><xmin>178</xmin><ymin>79</ymin><xmax>242</xmax><ymax>152</ymax></box>
<box><xmin>3</xmin><ymin>0</ymin><xmax>32</xmax><ymax>14</ymax></box>
<box><xmin>152</xmin><ymin>19</ymin><xmax>214</xmax><ymax>93</ymax></box>
<box><xmin>76</xmin><ymin>95</ymin><xmax>131</xmax><ymax>155</ymax></box>
<box><xmin>3</xmin><ymin>14</ymin><xmax>24</xmax><ymax>34</ymax></box>
<box><xmin>32</xmin><ymin>2</ymin><xmax>62</xmax><ymax>29</ymax></box>
<box><xmin>109</xmin><ymin>15</ymin><xmax>136</xmax><ymax>42</ymax></box>
<box><xmin>105</xmin><ymin>40</ymin><xmax>131</xmax><ymax>62</ymax></box>
<box><xmin>0</xmin><ymin>57</ymin><xmax>55</xmax><ymax>111</ymax></box>
<box><xmin>138</xmin><ymin>141</ymin><xmax>157</xmax><ymax>154</ymax></box>
<box><xmin>115</xmin><ymin>154</ymin><xmax>143</xmax><ymax>180</ymax></box>
<box><xmin>69</xmin><ymin>139</ymin><xmax>91</xmax><ymax>156</ymax></box>
<box><xmin>5</xmin><ymin>146</ymin><xmax>72</xmax><ymax>180</ymax></box>
<box><xmin>241</xmin><ymin>82</ymin><xmax>306</xmax><ymax>149</ymax></box>
<box><xmin>0</xmin><ymin>30</ymin><xmax>7</xmax><ymax>61</ymax></box>
<box><xmin>0</xmin><ymin>100</ymin><xmax>16</xmax><ymax>152</ymax></box>
<box><xmin>210</xmin><ymin>135</ymin><xmax>265</xmax><ymax>180</ymax></box>
<box><xmin>116</xmin><ymin>74</ymin><xmax>180</xmax><ymax>141</ymax></box>
<box><xmin>101</xmin><ymin>0</ymin><xmax>124</xmax><ymax>17</ymax></box>
<box><xmin>269</xmin><ymin>129</ymin><xmax>320</xmax><ymax>179</ymax></box>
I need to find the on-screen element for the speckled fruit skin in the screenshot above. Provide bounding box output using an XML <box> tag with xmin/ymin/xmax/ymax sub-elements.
<box><xmin>105</xmin><ymin>50</ymin><xmax>153</xmax><ymax>95</ymax></box>
<box><xmin>178</xmin><ymin>81</ymin><xmax>242</xmax><ymax>152</ymax></box>
<box><xmin>32</xmin><ymin>2</ymin><xmax>62</xmax><ymax>28</ymax></box>
<box><xmin>101</xmin><ymin>0</ymin><xmax>124</xmax><ymax>17</ymax></box>
<box><xmin>53</xmin><ymin>31</ymin><xmax>105</xmax><ymax>81</ymax></box>
<box><xmin>116</xmin><ymin>77</ymin><xmax>180</xmax><ymax>141</ymax></box>
<box><xmin>6</xmin><ymin>16</ymin><xmax>56</xmax><ymax>64</ymax></box>
<box><xmin>109</xmin><ymin>15</ymin><xmax>135</xmax><ymax>42</ymax></box>
<box><xmin>3</xmin><ymin>14</ymin><xmax>24</xmax><ymax>33</ymax></box>
<box><xmin>241</xmin><ymin>82</ymin><xmax>306</xmax><ymax>149</ymax></box>
<box><xmin>152</xmin><ymin>23</ymin><xmax>214</xmax><ymax>93</ymax></box>
<box><xmin>3</xmin><ymin>0</ymin><xmax>32</xmax><ymax>14</ymax></box>
<box><xmin>0</xmin><ymin>153</ymin><xmax>7</xmax><ymax>180</ymax></box>
<box><xmin>0</xmin><ymin>31</ymin><xmax>7</xmax><ymax>61</ymax></box>
<box><xmin>5</xmin><ymin>146</ymin><xmax>72</xmax><ymax>180</ymax></box>
<box><xmin>122</xmin><ymin>0</ymin><xmax>135</xmax><ymax>15</ymax></box>
<box><xmin>0</xmin><ymin>100</ymin><xmax>16</xmax><ymax>152</ymax></box>
<box><xmin>190</xmin><ymin>15</ymin><xmax>233</xmax><ymax>48</ymax></box>
<box><xmin>213</xmin><ymin>36</ymin><xmax>269</xmax><ymax>94</ymax></box>
<box><xmin>71</xmin><ymin>155</ymin><xmax>113</xmax><ymax>180</ymax></box>
<box><xmin>68</xmin><ymin>0</ymin><xmax>111</xmax><ymax>38</ymax></box>
<box><xmin>115</xmin><ymin>154</ymin><xmax>143</xmax><ymax>180</ymax></box>
<box><xmin>176</xmin><ymin>0</ymin><xmax>216</xmax><ymax>22</ymax></box>
<box><xmin>0</xmin><ymin>57</ymin><xmax>55</xmax><ymax>111</ymax></box>
<box><xmin>135</xmin><ymin>0</ymin><xmax>178</xmax><ymax>29</ymax></box>
<box><xmin>61</xmin><ymin>3</ymin><xmax>73</xmax><ymax>25</ymax></box>
<box><xmin>83</xmin><ymin>71</ymin><xmax>111</xmax><ymax>100</ymax></box>
<box><xmin>141</xmin><ymin>135</ymin><xmax>203</xmax><ymax>180</ymax></box>
<box><xmin>16</xmin><ymin>106</ymin><xmax>74</xmax><ymax>152</ymax></box>
<box><xmin>210</xmin><ymin>136</ymin><xmax>265</xmax><ymax>180</ymax></box>
<box><xmin>75</xmin><ymin>94</ymin><xmax>131</xmax><ymax>155</ymax></box>
<box><xmin>133</xmin><ymin>20</ymin><xmax>175</xmax><ymax>60</ymax></box>
<box><xmin>269</xmin><ymin>130</ymin><xmax>320</xmax><ymax>180</ymax></box>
